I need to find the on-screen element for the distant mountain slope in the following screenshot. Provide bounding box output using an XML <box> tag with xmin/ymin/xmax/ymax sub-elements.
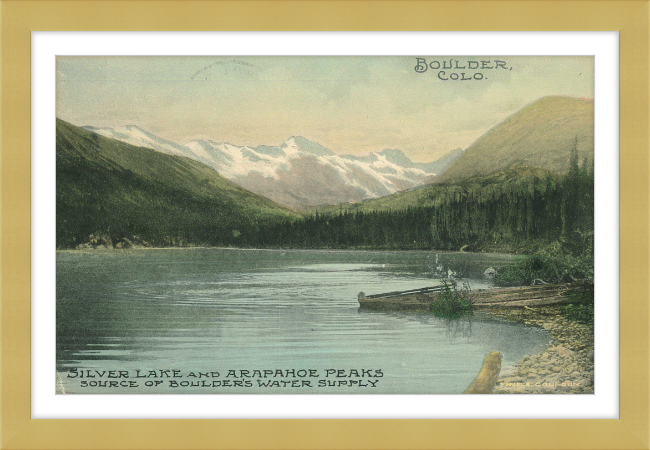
<box><xmin>84</xmin><ymin>125</ymin><xmax>463</xmax><ymax>209</ymax></box>
<box><xmin>421</xmin><ymin>148</ymin><xmax>464</xmax><ymax>184</ymax></box>
<box><xmin>317</xmin><ymin>165</ymin><xmax>558</xmax><ymax>215</ymax></box>
<box><xmin>57</xmin><ymin>119</ymin><xmax>298</xmax><ymax>249</ymax></box>
<box><xmin>436</xmin><ymin>96</ymin><xmax>594</xmax><ymax>183</ymax></box>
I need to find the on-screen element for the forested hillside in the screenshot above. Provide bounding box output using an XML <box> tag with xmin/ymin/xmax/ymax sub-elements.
<box><xmin>56</xmin><ymin>119</ymin><xmax>299</xmax><ymax>249</ymax></box>
<box><xmin>259</xmin><ymin>152</ymin><xmax>593</xmax><ymax>254</ymax></box>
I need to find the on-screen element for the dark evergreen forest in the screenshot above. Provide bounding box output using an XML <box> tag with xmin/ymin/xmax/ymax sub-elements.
<box><xmin>253</xmin><ymin>151</ymin><xmax>594</xmax><ymax>254</ymax></box>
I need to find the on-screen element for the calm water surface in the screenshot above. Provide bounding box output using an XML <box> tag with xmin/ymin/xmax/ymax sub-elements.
<box><xmin>56</xmin><ymin>248</ymin><xmax>551</xmax><ymax>394</ymax></box>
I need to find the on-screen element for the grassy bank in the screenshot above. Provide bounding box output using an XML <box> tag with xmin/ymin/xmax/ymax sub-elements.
<box><xmin>493</xmin><ymin>248</ymin><xmax>593</xmax><ymax>287</ymax></box>
<box><xmin>491</xmin><ymin>243</ymin><xmax>594</xmax><ymax>325</ymax></box>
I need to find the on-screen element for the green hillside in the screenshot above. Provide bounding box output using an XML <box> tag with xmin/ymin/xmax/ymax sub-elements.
<box><xmin>263</xmin><ymin>160</ymin><xmax>593</xmax><ymax>254</ymax></box>
<box><xmin>436</xmin><ymin>96</ymin><xmax>594</xmax><ymax>183</ymax></box>
<box><xmin>317</xmin><ymin>165</ymin><xmax>557</xmax><ymax>215</ymax></box>
<box><xmin>56</xmin><ymin>119</ymin><xmax>299</xmax><ymax>249</ymax></box>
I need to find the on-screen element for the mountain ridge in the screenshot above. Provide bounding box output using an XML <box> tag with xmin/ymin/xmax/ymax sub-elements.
<box><xmin>436</xmin><ymin>96</ymin><xmax>594</xmax><ymax>184</ymax></box>
<box><xmin>82</xmin><ymin>125</ymin><xmax>463</xmax><ymax>208</ymax></box>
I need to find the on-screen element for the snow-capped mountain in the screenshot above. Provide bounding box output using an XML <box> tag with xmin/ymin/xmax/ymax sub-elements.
<box><xmin>82</xmin><ymin>125</ymin><xmax>463</xmax><ymax>208</ymax></box>
<box><xmin>83</xmin><ymin>125</ymin><xmax>198</xmax><ymax>160</ymax></box>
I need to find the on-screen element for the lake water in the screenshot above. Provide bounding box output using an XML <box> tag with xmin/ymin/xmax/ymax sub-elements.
<box><xmin>56</xmin><ymin>248</ymin><xmax>551</xmax><ymax>394</ymax></box>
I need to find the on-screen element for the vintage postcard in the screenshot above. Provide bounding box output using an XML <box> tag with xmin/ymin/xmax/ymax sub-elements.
<box><xmin>55</xmin><ymin>56</ymin><xmax>594</xmax><ymax>395</ymax></box>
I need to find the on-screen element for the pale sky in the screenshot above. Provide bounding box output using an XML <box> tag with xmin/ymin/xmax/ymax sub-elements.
<box><xmin>57</xmin><ymin>56</ymin><xmax>593</xmax><ymax>162</ymax></box>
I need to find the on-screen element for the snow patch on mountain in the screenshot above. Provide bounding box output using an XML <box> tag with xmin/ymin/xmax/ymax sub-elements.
<box><xmin>82</xmin><ymin>125</ymin><xmax>463</xmax><ymax>208</ymax></box>
<box><xmin>83</xmin><ymin>125</ymin><xmax>191</xmax><ymax>159</ymax></box>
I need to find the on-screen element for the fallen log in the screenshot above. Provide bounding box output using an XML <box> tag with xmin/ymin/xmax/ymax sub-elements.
<box><xmin>358</xmin><ymin>283</ymin><xmax>574</xmax><ymax>311</ymax></box>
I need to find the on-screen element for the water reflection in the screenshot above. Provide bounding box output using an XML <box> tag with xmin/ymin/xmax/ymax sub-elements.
<box><xmin>444</xmin><ymin>317</ymin><xmax>473</xmax><ymax>341</ymax></box>
<box><xmin>57</xmin><ymin>248</ymin><xmax>547</xmax><ymax>394</ymax></box>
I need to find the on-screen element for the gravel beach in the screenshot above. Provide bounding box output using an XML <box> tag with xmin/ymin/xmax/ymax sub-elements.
<box><xmin>487</xmin><ymin>306</ymin><xmax>594</xmax><ymax>394</ymax></box>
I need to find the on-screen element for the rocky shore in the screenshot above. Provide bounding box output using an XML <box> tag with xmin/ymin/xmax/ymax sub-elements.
<box><xmin>487</xmin><ymin>306</ymin><xmax>594</xmax><ymax>394</ymax></box>
<box><xmin>73</xmin><ymin>233</ymin><xmax>152</xmax><ymax>250</ymax></box>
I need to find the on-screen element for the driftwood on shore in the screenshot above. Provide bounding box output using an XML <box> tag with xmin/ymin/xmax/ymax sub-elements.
<box><xmin>464</xmin><ymin>351</ymin><xmax>503</xmax><ymax>394</ymax></box>
<box><xmin>358</xmin><ymin>283</ymin><xmax>574</xmax><ymax>311</ymax></box>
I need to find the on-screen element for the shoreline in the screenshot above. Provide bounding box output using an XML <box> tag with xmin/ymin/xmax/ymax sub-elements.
<box><xmin>56</xmin><ymin>246</ymin><xmax>519</xmax><ymax>257</ymax></box>
<box><xmin>485</xmin><ymin>306</ymin><xmax>594</xmax><ymax>394</ymax></box>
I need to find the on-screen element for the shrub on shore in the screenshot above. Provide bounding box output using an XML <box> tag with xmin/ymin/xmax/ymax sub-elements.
<box><xmin>494</xmin><ymin>248</ymin><xmax>593</xmax><ymax>287</ymax></box>
<box><xmin>430</xmin><ymin>280</ymin><xmax>474</xmax><ymax>320</ymax></box>
<box><xmin>492</xmin><ymin>243</ymin><xmax>594</xmax><ymax>326</ymax></box>
<box><xmin>562</xmin><ymin>283</ymin><xmax>594</xmax><ymax>325</ymax></box>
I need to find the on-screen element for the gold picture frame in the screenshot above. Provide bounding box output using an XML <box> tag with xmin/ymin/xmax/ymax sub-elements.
<box><xmin>2</xmin><ymin>1</ymin><xmax>648</xmax><ymax>449</ymax></box>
